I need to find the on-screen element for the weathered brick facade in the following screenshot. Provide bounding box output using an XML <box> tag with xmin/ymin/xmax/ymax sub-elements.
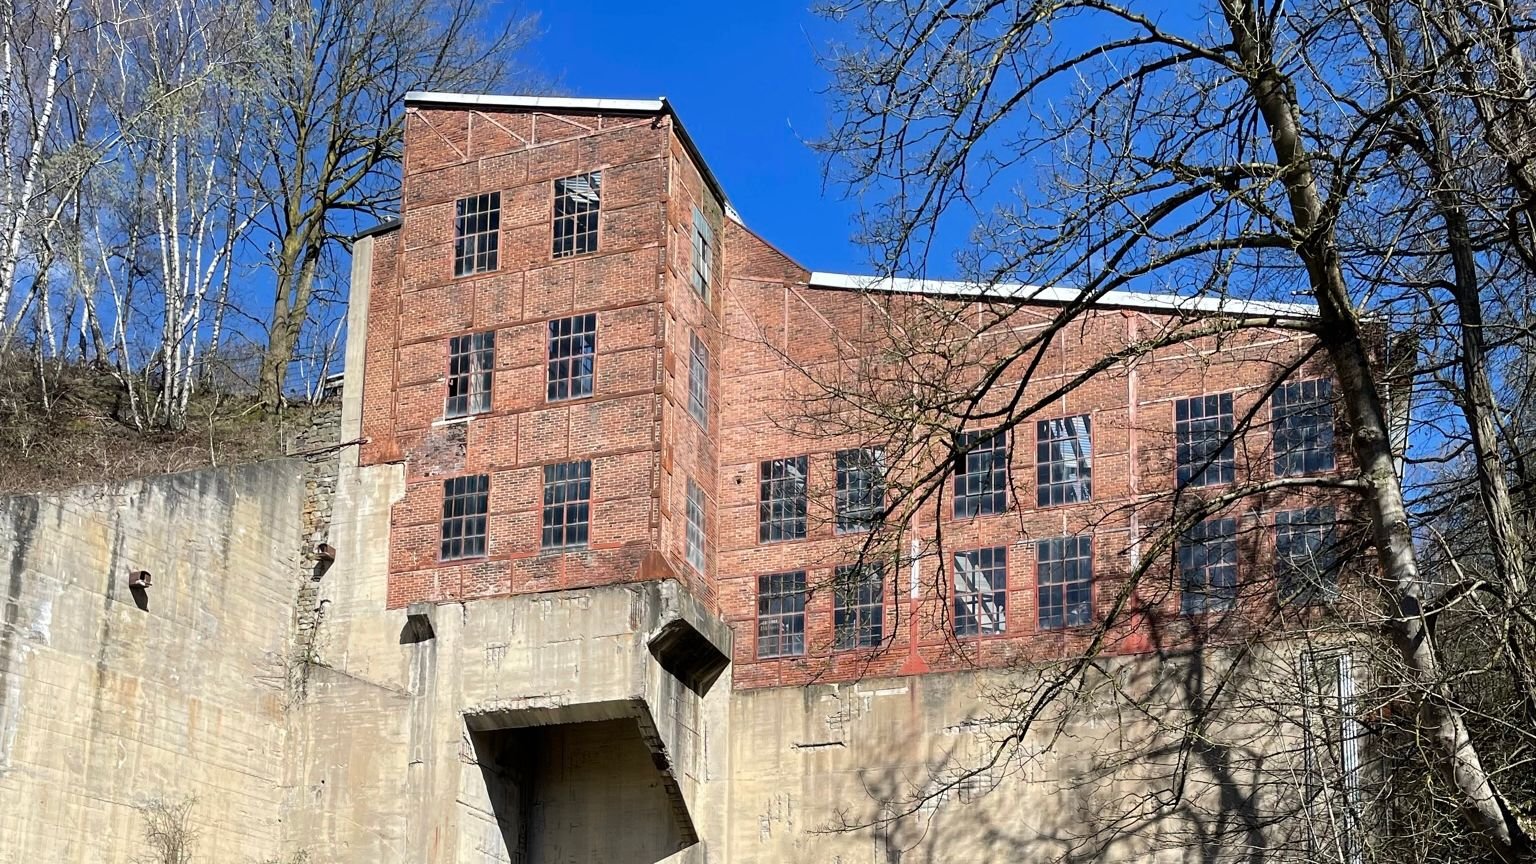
<box><xmin>360</xmin><ymin>93</ymin><xmax>1349</xmax><ymax>692</ymax></box>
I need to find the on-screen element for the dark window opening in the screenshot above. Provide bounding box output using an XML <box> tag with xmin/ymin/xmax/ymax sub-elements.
<box><xmin>1273</xmin><ymin>379</ymin><xmax>1336</xmax><ymax>476</ymax></box>
<box><xmin>954</xmin><ymin>547</ymin><xmax>1007</xmax><ymax>636</ymax></box>
<box><xmin>836</xmin><ymin>447</ymin><xmax>885</xmax><ymax>533</ymax></box>
<box><xmin>1278</xmin><ymin>507</ymin><xmax>1339</xmax><ymax>604</ymax></box>
<box><xmin>547</xmin><ymin>313</ymin><xmax>597</xmax><ymax>401</ymax></box>
<box><xmin>1181</xmin><ymin>516</ymin><xmax>1239</xmax><ymax>614</ymax></box>
<box><xmin>1038</xmin><ymin>535</ymin><xmax>1092</xmax><ymax>629</ymax></box>
<box><xmin>454</xmin><ymin>192</ymin><xmax>500</xmax><ymax>277</ymax></box>
<box><xmin>758</xmin><ymin>456</ymin><xmax>808</xmax><ymax>542</ymax></box>
<box><xmin>954</xmin><ymin>429</ymin><xmax>1009</xmax><ymax>518</ymax></box>
<box><xmin>446</xmin><ymin>331</ymin><xmax>494</xmax><ymax>418</ymax></box>
<box><xmin>834</xmin><ymin>563</ymin><xmax>885</xmax><ymax>650</ymax></box>
<box><xmin>757</xmin><ymin>571</ymin><xmax>806</xmax><ymax>658</ymax></box>
<box><xmin>441</xmin><ymin>474</ymin><xmax>489</xmax><ymax>560</ymax></box>
<box><xmin>553</xmin><ymin>172</ymin><xmax>601</xmax><ymax>258</ymax></box>
<box><xmin>1176</xmin><ymin>393</ymin><xmax>1236</xmax><ymax>487</ymax></box>
<box><xmin>541</xmin><ymin>460</ymin><xmax>592</xmax><ymax>550</ymax></box>
<box><xmin>1037</xmin><ymin>415</ymin><xmax>1092</xmax><ymax>506</ymax></box>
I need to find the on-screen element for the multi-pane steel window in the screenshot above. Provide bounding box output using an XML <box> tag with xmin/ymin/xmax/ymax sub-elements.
<box><xmin>1038</xmin><ymin>535</ymin><xmax>1092</xmax><ymax>630</ymax></box>
<box><xmin>547</xmin><ymin>313</ymin><xmax>596</xmax><ymax>401</ymax></box>
<box><xmin>834</xmin><ymin>563</ymin><xmax>885</xmax><ymax>650</ymax></box>
<box><xmin>1180</xmin><ymin>517</ymin><xmax>1239</xmax><ymax>614</ymax></box>
<box><xmin>1273</xmin><ymin>379</ymin><xmax>1336</xmax><ymax>476</ymax></box>
<box><xmin>454</xmin><ymin>192</ymin><xmax>500</xmax><ymax>277</ymax></box>
<box><xmin>1037</xmin><ymin>415</ymin><xmax>1092</xmax><ymax>507</ymax></box>
<box><xmin>835</xmin><ymin>447</ymin><xmax>885</xmax><ymax>533</ymax></box>
<box><xmin>954</xmin><ymin>547</ymin><xmax>1007</xmax><ymax>637</ymax></box>
<box><xmin>1277</xmin><ymin>507</ymin><xmax>1339</xmax><ymax>604</ymax></box>
<box><xmin>688</xmin><ymin>332</ymin><xmax>709</xmax><ymax>425</ymax></box>
<box><xmin>445</xmin><ymin>331</ymin><xmax>494</xmax><ymax>418</ymax></box>
<box><xmin>440</xmin><ymin>474</ymin><xmax>489</xmax><ymax>560</ymax></box>
<box><xmin>685</xmin><ymin>479</ymin><xmax>707</xmax><ymax>573</ymax></box>
<box><xmin>1176</xmin><ymin>393</ymin><xmax>1236</xmax><ymax>487</ymax></box>
<box><xmin>953</xmin><ymin>429</ymin><xmax>1009</xmax><ymax>518</ymax></box>
<box><xmin>553</xmin><ymin>171</ymin><xmax>601</xmax><ymax>257</ymax></box>
<box><xmin>691</xmin><ymin>206</ymin><xmax>714</xmax><ymax>301</ymax></box>
<box><xmin>757</xmin><ymin>571</ymin><xmax>807</xmax><ymax>658</ymax></box>
<box><xmin>541</xmin><ymin>460</ymin><xmax>592</xmax><ymax>550</ymax></box>
<box><xmin>758</xmin><ymin>456</ymin><xmax>808</xmax><ymax>542</ymax></box>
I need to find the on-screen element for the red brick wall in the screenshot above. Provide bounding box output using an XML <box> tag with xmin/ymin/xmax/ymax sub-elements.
<box><xmin>363</xmin><ymin>105</ymin><xmax>688</xmax><ymax>608</ymax></box>
<box><xmin>716</xmin><ymin>233</ymin><xmax>1354</xmax><ymax>689</ymax></box>
<box><xmin>359</xmin><ymin>100</ymin><xmax>1355</xmax><ymax>690</ymax></box>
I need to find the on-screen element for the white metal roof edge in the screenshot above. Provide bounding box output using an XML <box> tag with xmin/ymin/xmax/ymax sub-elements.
<box><xmin>807</xmin><ymin>272</ymin><xmax>1319</xmax><ymax>318</ymax></box>
<box><xmin>403</xmin><ymin>92</ymin><xmax>665</xmax><ymax>113</ymax></box>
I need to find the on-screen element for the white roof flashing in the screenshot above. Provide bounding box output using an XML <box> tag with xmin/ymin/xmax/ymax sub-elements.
<box><xmin>807</xmin><ymin>272</ymin><xmax>1317</xmax><ymax>318</ymax></box>
<box><xmin>404</xmin><ymin>92</ymin><xmax>665</xmax><ymax>113</ymax></box>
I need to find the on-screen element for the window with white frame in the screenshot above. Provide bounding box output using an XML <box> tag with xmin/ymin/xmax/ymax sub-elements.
<box><xmin>688</xmin><ymin>332</ymin><xmax>709</xmax><ymax>425</ymax></box>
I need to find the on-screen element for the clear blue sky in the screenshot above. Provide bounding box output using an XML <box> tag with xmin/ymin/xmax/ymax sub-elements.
<box><xmin>520</xmin><ymin>1</ymin><xmax>867</xmax><ymax>274</ymax></box>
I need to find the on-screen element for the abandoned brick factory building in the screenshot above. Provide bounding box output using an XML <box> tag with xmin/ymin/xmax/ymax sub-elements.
<box><xmin>0</xmin><ymin>93</ymin><xmax>1357</xmax><ymax>864</ymax></box>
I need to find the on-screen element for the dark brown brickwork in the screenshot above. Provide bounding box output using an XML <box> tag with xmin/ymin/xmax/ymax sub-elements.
<box><xmin>359</xmin><ymin>97</ymin><xmax>1353</xmax><ymax>691</ymax></box>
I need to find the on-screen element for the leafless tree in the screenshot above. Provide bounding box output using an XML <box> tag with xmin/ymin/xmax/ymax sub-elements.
<box><xmin>806</xmin><ymin>0</ymin><xmax>1536</xmax><ymax>860</ymax></box>
<box><xmin>248</xmin><ymin>0</ymin><xmax>535</xmax><ymax>407</ymax></box>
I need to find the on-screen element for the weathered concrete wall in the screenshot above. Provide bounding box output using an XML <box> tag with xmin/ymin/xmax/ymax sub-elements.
<box><xmin>0</xmin><ymin>460</ymin><xmax>305</xmax><ymax>864</ymax></box>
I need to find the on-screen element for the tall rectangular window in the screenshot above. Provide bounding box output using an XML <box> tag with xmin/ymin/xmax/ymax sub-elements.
<box><xmin>445</xmin><ymin>331</ymin><xmax>494</xmax><ymax>418</ymax></box>
<box><xmin>547</xmin><ymin>313</ymin><xmax>597</xmax><ymax>401</ymax></box>
<box><xmin>1176</xmin><ymin>393</ymin><xmax>1235</xmax><ymax>487</ymax></box>
<box><xmin>454</xmin><ymin>192</ymin><xmax>500</xmax><ymax>277</ymax></box>
<box><xmin>685</xmin><ymin>479</ymin><xmax>707</xmax><ymax>573</ymax></box>
<box><xmin>759</xmin><ymin>456</ymin><xmax>808</xmax><ymax>542</ymax></box>
<box><xmin>954</xmin><ymin>547</ymin><xmax>1007</xmax><ymax>637</ymax></box>
<box><xmin>834</xmin><ymin>563</ymin><xmax>885</xmax><ymax>650</ymax></box>
<box><xmin>691</xmin><ymin>206</ymin><xmax>714</xmax><ymax>301</ymax></box>
<box><xmin>553</xmin><ymin>171</ymin><xmax>601</xmax><ymax>258</ymax></box>
<box><xmin>688</xmin><ymin>332</ymin><xmax>709</xmax><ymax>425</ymax></box>
<box><xmin>954</xmin><ymin>429</ymin><xmax>1009</xmax><ymax>518</ymax></box>
<box><xmin>1277</xmin><ymin>507</ymin><xmax>1339</xmax><ymax>604</ymax></box>
<box><xmin>1038</xmin><ymin>535</ymin><xmax>1092</xmax><ymax>630</ymax></box>
<box><xmin>440</xmin><ymin>474</ymin><xmax>489</xmax><ymax>560</ymax></box>
<box><xmin>757</xmin><ymin>571</ymin><xmax>806</xmax><ymax>658</ymax></box>
<box><xmin>541</xmin><ymin>460</ymin><xmax>591</xmax><ymax>550</ymax></box>
<box><xmin>835</xmin><ymin>447</ymin><xmax>885</xmax><ymax>533</ymax></box>
<box><xmin>1273</xmin><ymin>379</ymin><xmax>1336</xmax><ymax>476</ymax></box>
<box><xmin>1181</xmin><ymin>516</ymin><xmax>1239</xmax><ymax>614</ymax></box>
<box><xmin>1037</xmin><ymin>415</ymin><xmax>1092</xmax><ymax>506</ymax></box>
